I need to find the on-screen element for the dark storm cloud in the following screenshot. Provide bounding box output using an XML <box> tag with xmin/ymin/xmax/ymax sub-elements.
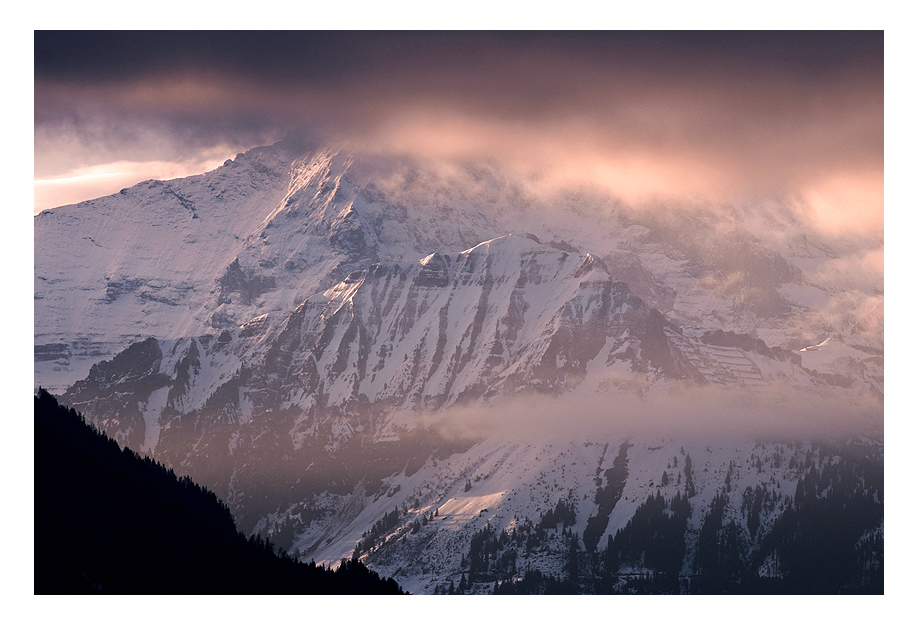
<box><xmin>34</xmin><ymin>31</ymin><xmax>884</xmax><ymax>229</ymax></box>
<box><xmin>34</xmin><ymin>31</ymin><xmax>883</xmax><ymax>88</ymax></box>
<box><xmin>34</xmin><ymin>30</ymin><xmax>884</xmax><ymax>134</ymax></box>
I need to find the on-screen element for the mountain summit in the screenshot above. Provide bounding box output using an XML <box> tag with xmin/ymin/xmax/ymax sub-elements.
<box><xmin>35</xmin><ymin>139</ymin><xmax>883</xmax><ymax>594</ymax></box>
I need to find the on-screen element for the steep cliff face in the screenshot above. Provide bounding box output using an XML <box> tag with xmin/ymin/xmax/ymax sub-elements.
<box><xmin>64</xmin><ymin>234</ymin><xmax>823</xmax><ymax>455</ymax></box>
<box><xmin>37</xmin><ymin>138</ymin><xmax>882</xmax><ymax>594</ymax></box>
<box><xmin>62</xmin><ymin>235</ymin><xmax>661</xmax><ymax>458</ymax></box>
<box><xmin>58</xmin><ymin>233</ymin><xmax>851</xmax><ymax>564</ymax></box>
<box><xmin>36</xmin><ymin>140</ymin><xmax>882</xmax><ymax>398</ymax></box>
<box><xmin>35</xmin><ymin>143</ymin><xmax>504</xmax><ymax>392</ymax></box>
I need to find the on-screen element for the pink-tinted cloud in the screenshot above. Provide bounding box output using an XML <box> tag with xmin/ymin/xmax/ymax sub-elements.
<box><xmin>34</xmin><ymin>31</ymin><xmax>883</xmax><ymax>236</ymax></box>
<box><xmin>420</xmin><ymin>384</ymin><xmax>882</xmax><ymax>445</ymax></box>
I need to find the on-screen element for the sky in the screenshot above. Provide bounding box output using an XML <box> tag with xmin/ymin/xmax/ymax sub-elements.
<box><xmin>34</xmin><ymin>30</ymin><xmax>884</xmax><ymax>238</ymax></box>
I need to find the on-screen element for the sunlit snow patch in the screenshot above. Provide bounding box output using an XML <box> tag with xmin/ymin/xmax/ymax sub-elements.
<box><xmin>437</xmin><ymin>491</ymin><xmax>508</xmax><ymax>527</ymax></box>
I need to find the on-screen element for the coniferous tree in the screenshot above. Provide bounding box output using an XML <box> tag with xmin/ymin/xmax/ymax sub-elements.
<box><xmin>34</xmin><ymin>390</ymin><xmax>405</xmax><ymax>595</ymax></box>
<box><xmin>567</xmin><ymin>532</ymin><xmax>580</xmax><ymax>582</ymax></box>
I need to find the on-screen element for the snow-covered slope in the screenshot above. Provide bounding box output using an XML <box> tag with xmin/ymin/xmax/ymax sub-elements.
<box><xmin>35</xmin><ymin>138</ymin><xmax>883</xmax><ymax>593</ymax></box>
<box><xmin>302</xmin><ymin>435</ymin><xmax>881</xmax><ymax>594</ymax></box>
<box><xmin>61</xmin><ymin>233</ymin><xmax>827</xmax><ymax>456</ymax></box>
<box><xmin>35</xmin><ymin>140</ymin><xmax>499</xmax><ymax>392</ymax></box>
<box><xmin>35</xmin><ymin>139</ymin><xmax>882</xmax><ymax>398</ymax></box>
<box><xmin>56</xmin><ymin>233</ymin><xmax>879</xmax><ymax>591</ymax></box>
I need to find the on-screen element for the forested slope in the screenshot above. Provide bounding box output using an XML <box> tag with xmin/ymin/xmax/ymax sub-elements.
<box><xmin>34</xmin><ymin>389</ymin><xmax>404</xmax><ymax>594</ymax></box>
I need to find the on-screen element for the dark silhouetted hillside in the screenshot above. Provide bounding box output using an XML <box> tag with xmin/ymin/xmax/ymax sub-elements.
<box><xmin>34</xmin><ymin>389</ymin><xmax>404</xmax><ymax>594</ymax></box>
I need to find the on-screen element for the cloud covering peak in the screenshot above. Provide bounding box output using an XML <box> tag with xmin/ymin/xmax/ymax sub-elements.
<box><xmin>34</xmin><ymin>30</ymin><xmax>883</xmax><ymax>236</ymax></box>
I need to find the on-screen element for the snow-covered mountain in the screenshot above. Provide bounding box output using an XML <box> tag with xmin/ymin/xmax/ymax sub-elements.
<box><xmin>35</xmin><ymin>138</ymin><xmax>883</xmax><ymax>593</ymax></box>
<box><xmin>35</xmin><ymin>138</ymin><xmax>882</xmax><ymax>396</ymax></box>
<box><xmin>35</xmin><ymin>139</ymin><xmax>501</xmax><ymax>392</ymax></box>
